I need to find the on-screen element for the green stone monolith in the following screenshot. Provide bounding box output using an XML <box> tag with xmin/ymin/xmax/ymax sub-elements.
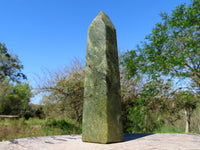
<box><xmin>82</xmin><ymin>11</ymin><xmax>123</xmax><ymax>144</ymax></box>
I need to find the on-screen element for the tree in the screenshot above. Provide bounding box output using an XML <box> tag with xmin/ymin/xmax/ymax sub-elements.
<box><xmin>37</xmin><ymin>58</ymin><xmax>84</xmax><ymax>122</ymax></box>
<box><xmin>127</xmin><ymin>78</ymin><xmax>172</xmax><ymax>133</ymax></box>
<box><xmin>26</xmin><ymin>103</ymin><xmax>45</xmax><ymax>119</ymax></box>
<box><xmin>0</xmin><ymin>43</ymin><xmax>26</xmax><ymax>83</ymax></box>
<box><xmin>0</xmin><ymin>79</ymin><xmax>10</xmax><ymax>112</ymax></box>
<box><xmin>0</xmin><ymin>83</ymin><xmax>32</xmax><ymax>116</ymax></box>
<box><xmin>174</xmin><ymin>91</ymin><xmax>199</xmax><ymax>133</ymax></box>
<box><xmin>120</xmin><ymin>65</ymin><xmax>146</xmax><ymax>131</ymax></box>
<box><xmin>121</xmin><ymin>0</ymin><xmax>200</xmax><ymax>133</ymax></box>
<box><xmin>0</xmin><ymin>42</ymin><xmax>31</xmax><ymax>117</ymax></box>
<box><xmin>121</xmin><ymin>0</ymin><xmax>200</xmax><ymax>91</ymax></box>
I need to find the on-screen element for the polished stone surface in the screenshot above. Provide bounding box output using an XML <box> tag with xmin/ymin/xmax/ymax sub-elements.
<box><xmin>82</xmin><ymin>11</ymin><xmax>123</xmax><ymax>144</ymax></box>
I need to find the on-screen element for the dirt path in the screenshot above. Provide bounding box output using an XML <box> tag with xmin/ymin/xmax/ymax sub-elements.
<box><xmin>0</xmin><ymin>134</ymin><xmax>199</xmax><ymax>150</ymax></box>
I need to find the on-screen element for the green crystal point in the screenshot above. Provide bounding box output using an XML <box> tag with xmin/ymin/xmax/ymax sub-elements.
<box><xmin>82</xmin><ymin>11</ymin><xmax>123</xmax><ymax>144</ymax></box>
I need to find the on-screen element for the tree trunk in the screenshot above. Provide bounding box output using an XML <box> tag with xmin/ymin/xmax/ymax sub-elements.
<box><xmin>185</xmin><ymin>109</ymin><xmax>190</xmax><ymax>133</ymax></box>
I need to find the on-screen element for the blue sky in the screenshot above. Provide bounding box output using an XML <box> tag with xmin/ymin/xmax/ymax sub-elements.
<box><xmin>0</xmin><ymin>0</ymin><xmax>192</xmax><ymax>103</ymax></box>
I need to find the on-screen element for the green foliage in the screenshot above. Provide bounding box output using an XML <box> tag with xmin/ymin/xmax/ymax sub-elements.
<box><xmin>121</xmin><ymin>0</ymin><xmax>200</xmax><ymax>88</ymax></box>
<box><xmin>154</xmin><ymin>125</ymin><xmax>185</xmax><ymax>133</ymax></box>
<box><xmin>174</xmin><ymin>91</ymin><xmax>199</xmax><ymax>111</ymax></box>
<box><xmin>0</xmin><ymin>117</ymin><xmax>82</xmax><ymax>141</ymax></box>
<box><xmin>190</xmin><ymin>106</ymin><xmax>200</xmax><ymax>133</ymax></box>
<box><xmin>173</xmin><ymin>91</ymin><xmax>199</xmax><ymax>132</ymax></box>
<box><xmin>24</xmin><ymin>104</ymin><xmax>45</xmax><ymax>119</ymax></box>
<box><xmin>44</xmin><ymin>118</ymin><xmax>81</xmax><ymax>135</ymax></box>
<box><xmin>0</xmin><ymin>82</ymin><xmax>32</xmax><ymax>117</ymax></box>
<box><xmin>53</xmin><ymin>71</ymin><xmax>84</xmax><ymax>122</ymax></box>
<box><xmin>0</xmin><ymin>118</ymin><xmax>27</xmax><ymax>141</ymax></box>
<box><xmin>126</xmin><ymin>79</ymin><xmax>168</xmax><ymax>133</ymax></box>
<box><xmin>121</xmin><ymin>0</ymin><xmax>200</xmax><ymax>133</ymax></box>
<box><xmin>0</xmin><ymin>43</ymin><xmax>26</xmax><ymax>83</ymax></box>
<box><xmin>38</xmin><ymin>58</ymin><xmax>84</xmax><ymax>122</ymax></box>
<box><xmin>44</xmin><ymin>118</ymin><xmax>57</xmax><ymax>127</ymax></box>
<box><xmin>0</xmin><ymin>42</ymin><xmax>33</xmax><ymax>119</ymax></box>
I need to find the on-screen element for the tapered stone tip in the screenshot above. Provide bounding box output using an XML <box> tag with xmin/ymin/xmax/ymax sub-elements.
<box><xmin>98</xmin><ymin>11</ymin><xmax>107</xmax><ymax>17</ymax></box>
<box><xmin>91</xmin><ymin>11</ymin><xmax>115</xmax><ymax>29</ymax></box>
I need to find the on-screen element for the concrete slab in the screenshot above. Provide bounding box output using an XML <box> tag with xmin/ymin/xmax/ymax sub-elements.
<box><xmin>0</xmin><ymin>134</ymin><xmax>199</xmax><ymax>150</ymax></box>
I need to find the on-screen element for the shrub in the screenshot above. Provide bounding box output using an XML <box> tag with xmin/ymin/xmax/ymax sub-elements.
<box><xmin>43</xmin><ymin>118</ymin><xmax>81</xmax><ymax>135</ymax></box>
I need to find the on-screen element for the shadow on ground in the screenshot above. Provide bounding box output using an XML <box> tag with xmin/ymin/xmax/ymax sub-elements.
<box><xmin>8</xmin><ymin>134</ymin><xmax>153</xmax><ymax>145</ymax></box>
<box><xmin>123</xmin><ymin>133</ymin><xmax>153</xmax><ymax>142</ymax></box>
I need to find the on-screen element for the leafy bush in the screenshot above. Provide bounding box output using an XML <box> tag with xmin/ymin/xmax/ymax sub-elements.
<box><xmin>43</xmin><ymin>118</ymin><xmax>81</xmax><ymax>135</ymax></box>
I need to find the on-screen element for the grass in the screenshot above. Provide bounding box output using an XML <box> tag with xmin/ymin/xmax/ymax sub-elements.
<box><xmin>153</xmin><ymin>125</ymin><xmax>185</xmax><ymax>134</ymax></box>
<box><xmin>1</xmin><ymin>115</ymin><xmax>199</xmax><ymax>142</ymax></box>
<box><xmin>0</xmin><ymin>117</ymin><xmax>82</xmax><ymax>141</ymax></box>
